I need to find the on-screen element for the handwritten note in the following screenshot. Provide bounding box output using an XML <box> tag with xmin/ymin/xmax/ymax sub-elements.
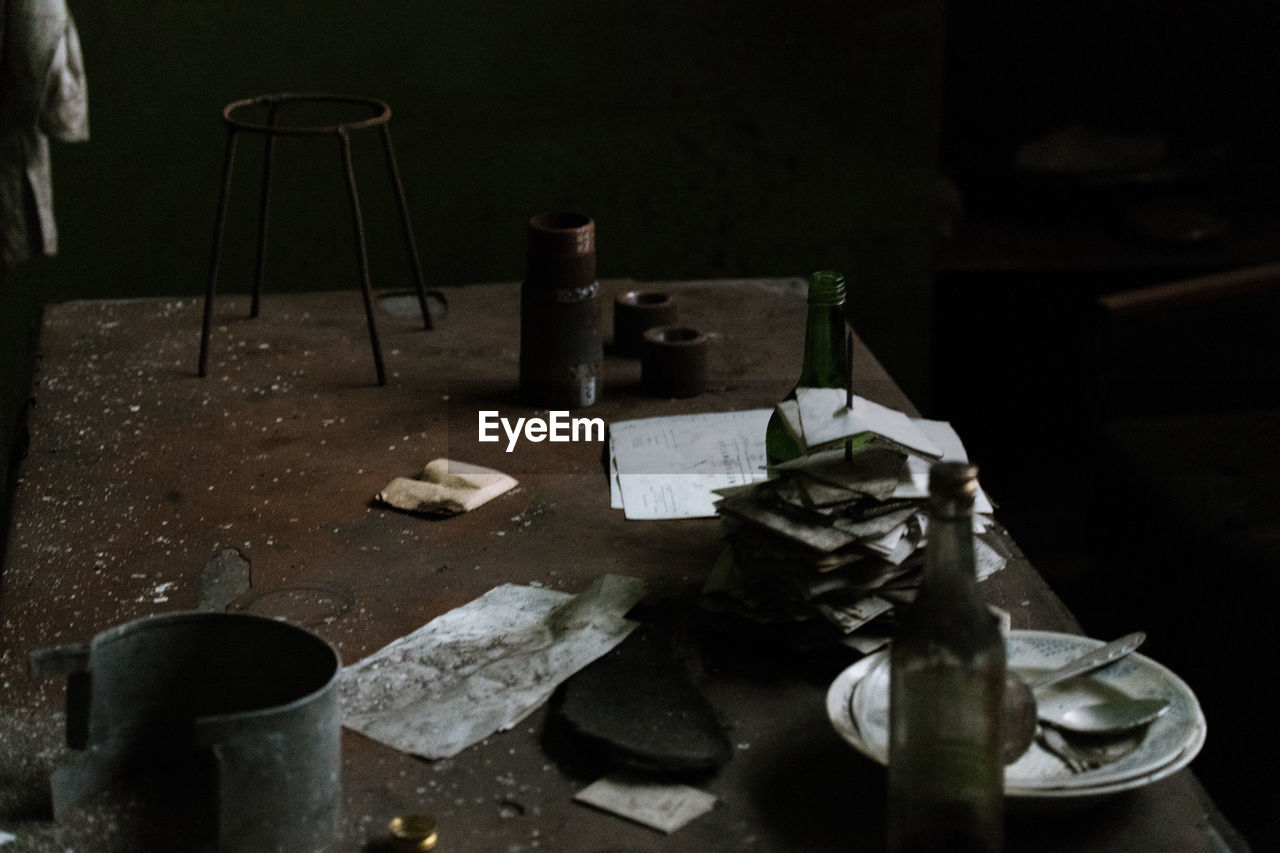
<box><xmin>609</xmin><ymin>410</ymin><xmax>772</xmax><ymax>520</ymax></box>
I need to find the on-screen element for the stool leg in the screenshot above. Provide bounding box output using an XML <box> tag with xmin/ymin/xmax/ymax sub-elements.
<box><xmin>251</xmin><ymin>101</ymin><xmax>282</xmax><ymax>320</ymax></box>
<box><xmin>200</xmin><ymin>128</ymin><xmax>239</xmax><ymax>378</ymax></box>
<box><xmin>378</xmin><ymin>123</ymin><xmax>433</xmax><ymax>330</ymax></box>
<box><xmin>338</xmin><ymin>129</ymin><xmax>387</xmax><ymax>386</ymax></box>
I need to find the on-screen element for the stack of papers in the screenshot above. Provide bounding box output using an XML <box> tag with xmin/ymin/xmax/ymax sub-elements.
<box><xmin>703</xmin><ymin>393</ymin><xmax>1004</xmax><ymax>652</ymax></box>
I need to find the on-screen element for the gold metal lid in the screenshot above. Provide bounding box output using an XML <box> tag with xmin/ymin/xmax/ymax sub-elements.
<box><xmin>388</xmin><ymin>814</ymin><xmax>438</xmax><ymax>851</ymax></box>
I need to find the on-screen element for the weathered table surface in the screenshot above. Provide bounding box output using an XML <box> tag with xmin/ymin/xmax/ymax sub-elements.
<box><xmin>0</xmin><ymin>279</ymin><xmax>1247</xmax><ymax>851</ymax></box>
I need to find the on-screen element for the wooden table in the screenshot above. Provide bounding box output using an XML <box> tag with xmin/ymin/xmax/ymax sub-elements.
<box><xmin>0</xmin><ymin>279</ymin><xmax>1248</xmax><ymax>851</ymax></box>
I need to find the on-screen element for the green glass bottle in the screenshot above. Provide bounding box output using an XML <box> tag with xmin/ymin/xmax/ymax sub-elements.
<box><xmin>764</xmin><ymin>271</ymin><xmax>848</xmax><ymax>466</ymax></box>
<box><xmin>886</xmin><ymin>461</ymin><xmax>1005</xmax><ymax>853</ymax></box>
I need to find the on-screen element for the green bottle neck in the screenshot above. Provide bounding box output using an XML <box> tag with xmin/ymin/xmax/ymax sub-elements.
<box><xmin>797</xmin><ymin>271</ymin><xmax>847</xmax><ymax>389</ymax></box>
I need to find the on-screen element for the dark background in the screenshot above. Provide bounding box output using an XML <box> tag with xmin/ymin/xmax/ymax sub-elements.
<box><xmin>4</xmin><ymin>1</ymin><xmax>1279</xmax><ymax>848</ymax></box>
<box><xmin>0</xmin><ymin>0</ymin><xmax>946</xmax><ymax>458</ymax></box>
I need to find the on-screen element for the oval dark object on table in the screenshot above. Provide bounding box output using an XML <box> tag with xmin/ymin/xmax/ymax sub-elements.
<box><xmin>613</xmin><ymin>290</ymin><xmax>678</xmax><ymax>357</ymax></box>
<box><xmin>519</xmin><ymin>212</ymin><xmax>603</xmax><ymax>408</ymax></box>
<box><xmin>641</xmin><ymin>325</ymin><xmax>708</xmax><ymax>398</ymax></box>
<box><xmin>550</xmin><ymin>622</ymin><xmax>732</xmax><ymax>775</ymax></box>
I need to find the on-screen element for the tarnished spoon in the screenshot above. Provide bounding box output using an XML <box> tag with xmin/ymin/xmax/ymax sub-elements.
<box><xmin>1041</xmin><ymin>696</ymin><xmax>1169</xmax><ymax>733</ymax></box>
<box><xmin>1001</xmin><ymin>632</ymin><xmax>1152</xmax><ymax>764</ymax></box>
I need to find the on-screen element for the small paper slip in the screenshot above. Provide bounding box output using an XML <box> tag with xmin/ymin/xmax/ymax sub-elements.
<box><xmin>814</xmin><ymin>595</ymin><xmax>894</xmax><ymax>634</ymax></box>
<box><xmin>975</xmin><ymin>537</ymin><xmax>1007</xmax><ymax>580</ymax></box>
<box><xmin>894</xmin><ymin>419</ymin><xmax>995</xmax><ymax>515</ymax></box>
<box><xmin>574</xmin><ymin>772</ymin><xmax>717</xmax><ymax>834</ymax></box>
<box><xmin>786</xmin><ymin>388</ymin><xmax>943</xmax><ymax>459</ymax></box>
<box><xmin>609</xmin><ymin>409</ymin><xmax>771</xmax><ymax>520</ymax></box>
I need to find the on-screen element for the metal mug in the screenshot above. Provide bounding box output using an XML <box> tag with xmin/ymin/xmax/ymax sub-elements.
<box><xmin>31</xmin><ymin>611</ymin><xmax>342</xmax><ymax>852</ymax></box>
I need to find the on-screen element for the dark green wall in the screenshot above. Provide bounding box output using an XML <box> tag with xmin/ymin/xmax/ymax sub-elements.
<box><xmin>2</xmin><ymin>0</ymin><xmax>945</xmax><ymax>488</ymax></box>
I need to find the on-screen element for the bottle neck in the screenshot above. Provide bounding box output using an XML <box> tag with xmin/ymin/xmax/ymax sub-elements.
<box><xmin>919</xmin><ymin>511</ymin><xmax>981</xmax><ymax>603</ymax></box>
<box><xmin>798</xmin><ymin>272</ymin><xmax>848</xmax><ymax>388</ymax></box>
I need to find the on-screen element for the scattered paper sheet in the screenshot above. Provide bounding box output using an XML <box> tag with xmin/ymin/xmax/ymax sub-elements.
<box><xmin>340</xmin><ymin>574</ymin><xmax>647</xmax><ymax>759</ymax></box>
<box><xmin>574</xmin><ymin>772</ymin><xmax>717</xmax><ymax>834</ymax></box>
<box><xmin>609</xmin><ymin>410</ymin><xmax>771</xmax><ymax>519</ymax></box>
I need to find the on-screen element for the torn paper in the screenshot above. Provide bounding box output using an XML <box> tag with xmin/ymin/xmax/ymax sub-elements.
<box><xmin>574</xmin><ymin>772</ymin><xmax>717</xmax><ymax>834</ymax></box>
<box><xmin>340</xmin><ymin>574</ymin><xmax>647</xmax><ymax>759</ymax></box>
<box><xmin>377</xmin><ymin>458</ymin><xmax>517</xmax><ymax>516</ymax></box>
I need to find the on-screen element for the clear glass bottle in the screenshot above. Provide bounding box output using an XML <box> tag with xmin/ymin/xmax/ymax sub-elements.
<box><xmin>764</xmin><ymin>270</ymin><xmax>848</xmax><ymax>466</ymax></box>
<box><xmin>886</xmin><ymin>461</ymin><xmax>1005</xmax><ymax>853</ymax></box>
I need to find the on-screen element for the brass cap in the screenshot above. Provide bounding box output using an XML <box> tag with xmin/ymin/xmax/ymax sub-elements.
<box><xmin>388</xmin><ymin>814</ymin><xmax>438</xmax><ymax>851</ymax></box>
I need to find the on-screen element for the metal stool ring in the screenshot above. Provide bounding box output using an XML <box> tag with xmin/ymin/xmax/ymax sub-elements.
<box><xmin>198</xmin><ymin>92</ymin><xmax>438</xmax><ymax>386</ymax></box>
<box><xmin>221</xmin><ymin>92</ymin><xmax>392</xmax><ymax>136</ymax></box>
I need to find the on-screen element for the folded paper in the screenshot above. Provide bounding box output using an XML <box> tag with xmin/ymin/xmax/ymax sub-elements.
<box><xmin>377</xmin><ymin>458</ymin><xmax>517</xmax><ymax>516</ymax></box>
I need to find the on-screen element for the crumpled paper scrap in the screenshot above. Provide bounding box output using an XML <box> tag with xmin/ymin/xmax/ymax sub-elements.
<box><xmin>377</xmin><ymin>458</ymin><xmax>517</xmax><ymax>516</ymax></box>
<box><xmin>340</xmin><ymin>574</ymin><xmax>648</xmax><ymax>759</ymax></box>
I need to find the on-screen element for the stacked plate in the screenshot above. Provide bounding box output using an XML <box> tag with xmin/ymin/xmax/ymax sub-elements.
<box><xmin>826</xmin><ymin>631</ymin><xmax>1206</xmax><ymax>799</ymax></box>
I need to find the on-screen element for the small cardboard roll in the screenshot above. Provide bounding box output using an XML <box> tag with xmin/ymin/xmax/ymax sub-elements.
<box><xmin>613</xmin><ymin>290</ymin><xmax>678</xmax><ymax>357</ymax></box>
<box><xmin>641</xmin><ymin>325</ymin><xmax>708</xmax><ymax>398</ymax></box>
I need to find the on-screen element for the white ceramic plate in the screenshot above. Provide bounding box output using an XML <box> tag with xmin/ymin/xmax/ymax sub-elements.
<box><xmin>825</xmin><ymin>630</ymin><xmax>1207</xmax><ymax>799</ymax></box>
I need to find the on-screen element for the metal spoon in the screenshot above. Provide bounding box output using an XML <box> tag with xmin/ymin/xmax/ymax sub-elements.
<box><xmin>1001</xmin><ymin>632</ymin><xmax>1153</xmax><ymax>763</ymax></box>
<box><xmin>1040</xmin><ymin>697</ymin><xmax>1169</xmax><ymax>733</ymax></box>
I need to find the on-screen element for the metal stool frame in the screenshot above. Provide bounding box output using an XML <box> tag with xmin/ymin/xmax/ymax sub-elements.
<box><xmin>199</xmin><ymin>93</ymin><xmax>433</xmax><ymax>386</ymax></box>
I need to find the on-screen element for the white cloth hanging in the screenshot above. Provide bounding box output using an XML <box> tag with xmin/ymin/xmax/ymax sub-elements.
<box><xmin>0</xmin><ymin>0</ymin><xmax>89</xmax><ymax>269</ymax></box>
